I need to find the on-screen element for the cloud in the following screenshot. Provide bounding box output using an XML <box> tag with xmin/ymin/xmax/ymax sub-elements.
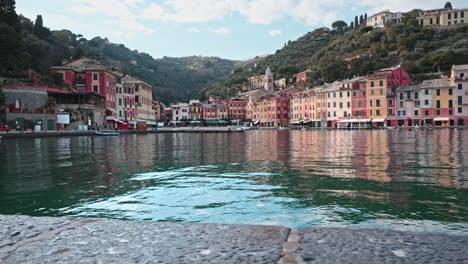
<box><xmin>269</xmin><ymin>29</ymin><xmax>283</xmax><ymax>36</ymax></box>
<box><xmin>210</xmin><ymin>28</ymin><xmax>231</xmax><ymax>34</ymax></box>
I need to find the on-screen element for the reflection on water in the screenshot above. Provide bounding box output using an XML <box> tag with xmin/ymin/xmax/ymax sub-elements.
<box><xmin>0</xmin><ymin>130</ymin><xmax>467</xmax><ymax>233</ymax></box>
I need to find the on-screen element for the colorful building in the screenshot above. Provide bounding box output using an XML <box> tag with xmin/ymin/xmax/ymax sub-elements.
<box><xmin>366</xmin><ymin>10</ymin><xmax>404</xmax><ymax>28</ymax></box>
<box><xmin>189</xmin><ymin>100</ymin><xmax>203</xmax><ymax>120</ymax></box>
<box><xmin>123</xmin><ymin>77</ymin><xmax>155</xmax><ymax>127</ymax></box>
<box><xmin>396</xmin><ymin>84</ymin><xmax>422</xmax><ymax>126</ymax></box>
<box><xmin>420</xmin><ymin>78</ymin><xmax>455</xmax><ymax>126</ymax></box>
<box><xmin>50</xmin><ymin>59</ymin><xmax>119</xmax><ymax>123</ymax></box>
<box><xmin>296</xmin><ymin>69</ymin><xmax>313</xmax><ymax>84</ymax></box>
<box><xmin>252</xmin><ymin>87</ymin><xmax>300</xmax><ymax>127</ymax></box>
<box><xmin>452</xmin><ymin>65</ymin><xmax>468</xmax><ymax>125</ymax></box>
<box><xmin>227</xmin><ymin>98</ymin><xmax>247</xmax><ymax>120</ymax></box>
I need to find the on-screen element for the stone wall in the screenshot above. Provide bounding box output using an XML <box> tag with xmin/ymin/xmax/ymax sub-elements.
<box><xmin>1</xmin><ymin>87</ymin><xmax>49</xmax><ymax>110</ymax></box>
<box><xmin>5</xmin><ymin>112</ymin><xmax>57</xmax><ymax>131</ymax></box>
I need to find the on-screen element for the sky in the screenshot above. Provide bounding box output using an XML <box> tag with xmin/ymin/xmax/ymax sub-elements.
<box><xmin>17</xmin><ymin>0</ymin><xmax>467</xmax><ymax>61</ymax></box>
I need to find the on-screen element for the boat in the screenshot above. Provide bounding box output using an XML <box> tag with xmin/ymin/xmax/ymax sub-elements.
<box><xmin>95</xmin><ymin>131</ymin><xmax>120</xmax><ymax>136</ymax></box>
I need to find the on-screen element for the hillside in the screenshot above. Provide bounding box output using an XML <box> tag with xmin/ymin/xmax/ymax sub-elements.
<box><xmin>200</xmin><ymin>9</ymin><xmax>468</xmax><ymax>98</ymax></box>
<box><xmin>0</xmin><ymin>4</ymin><xmax>237</xmax><ymax>104</ymax></box>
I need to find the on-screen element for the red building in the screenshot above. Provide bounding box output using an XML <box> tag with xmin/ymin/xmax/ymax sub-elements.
<box><xmin>350</xmin><ymin>77</ymin><xmax>369</xmax><ymax>119</ymax></box>
<box><xmin>227</xmin><ymin>98</ymin><xmax>247</xmax><ymax>120</ymax></box>
<box><xmin>51</xmin><ymin>59</ymin><xmax>119</xmax><ymax>121</ymax></box>
<box><xmin>296</xmin><ymin>69</ymin><xmax>313</xmax><ymax>83</ymax></box>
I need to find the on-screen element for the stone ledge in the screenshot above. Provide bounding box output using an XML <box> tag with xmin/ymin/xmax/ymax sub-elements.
<box><xmin>1</xmin><ymin>215</ymin><xmax>468</xmax><ymax>264</ymax></box>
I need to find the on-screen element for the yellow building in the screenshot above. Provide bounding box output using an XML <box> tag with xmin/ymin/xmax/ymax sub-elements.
<box><xmin>440</xmin><ymin>9</ymin><xmax>467</xmax><ymax>26</ymax></box>
<box><xmin>367</xmin><ymin>77</ymin><xmax>388</xmax><ymax>125</ymax></box>
<box><xmin>418</xmin><ymin>7</ymin><xmax>466</xmax><ymax>26</ymax></box>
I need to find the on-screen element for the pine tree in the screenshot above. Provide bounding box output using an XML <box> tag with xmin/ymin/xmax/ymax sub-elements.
<box><xmin>355</xmin><ymin>16</ymin><xmax>359</xmax><ymax>27</ymax></box>
<box><xmin>350</xmin><ymin>21</ymin><xmax>354</xmax><ymax>29</ymax></box>
<box><xmin>364</xmin><ymin>13</ymin><xmax>367</xmax><ymax>21</ymax></box>
<box><xmin>33</xmin><ymin>15</ymin><xmax>43</xmax><ymax>36</ymax></box>
<box><xmin>360</xmin><ymin>15</ymin><xmax>364</xmax><ymax>25</ymax></box>
<box><xmin>0</xmin><ymin>0</ymin><xmax>18</xmax><ymax>28</ymax></box>
<box><xmin>444</xmin><ymin>2</ymin><xmax>452</xmax><ymax>9</ymax></box>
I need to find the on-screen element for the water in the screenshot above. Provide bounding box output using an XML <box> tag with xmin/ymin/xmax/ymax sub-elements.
<box><xmin>0</xmin><ymin>130</ymin><xmax>467</xmax><ymax>234</ymax></box>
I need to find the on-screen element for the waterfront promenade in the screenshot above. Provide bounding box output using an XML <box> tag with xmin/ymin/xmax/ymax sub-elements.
<box><xmin>0</xmin><ymin>215</ymin><xmax>467</xmax><ymax>263</ymax></box>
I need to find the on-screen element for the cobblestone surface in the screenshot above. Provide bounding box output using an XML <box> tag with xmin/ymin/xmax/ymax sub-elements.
<box><xmin>298</xmin><ymin>227</ymin><xmax>468</xmax><ymax>264</ymax></box>
<box><xmin>0</xmin><ymin>215</ymin><xmax>288</xmax><ymax>264</ymax></box>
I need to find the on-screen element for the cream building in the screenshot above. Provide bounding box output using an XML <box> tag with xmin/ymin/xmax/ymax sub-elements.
<box><xmin>366</xmin><ymin>10</ymin><xmax>403</xmax><ymax>28</ymax></box>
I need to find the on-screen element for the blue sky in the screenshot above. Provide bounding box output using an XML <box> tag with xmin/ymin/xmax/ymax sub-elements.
<box><xmin>17</xmin><ymin>0</ymin><xmax>467</xmax><ymax>60</ymax></box>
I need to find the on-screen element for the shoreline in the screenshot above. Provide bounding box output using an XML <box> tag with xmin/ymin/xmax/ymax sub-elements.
<box><xmin>0</xmin><ymin>126</ymin><xmax>465</xmax><ymax>139</ymax></box>
<box><xmin>0</xmin><ymin>214</ymin><xmax>467</xmax><ymax>263</ymax></box>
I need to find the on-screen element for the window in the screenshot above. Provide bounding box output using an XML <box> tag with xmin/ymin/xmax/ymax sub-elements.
<box><xmin>449</xmin><ymin>100</ymin><xmax>453</xmax><ymax>108</ymax></box>
<box><xmin>371</xmin><ymin>89</ymin><xmax>375</xmax><ymax>95</ymax></box>
<box><xmin>407</xmin><ymin>92</ymin><xmax>411</xmax><ymax>99</ymax></box>
<box><xmin>93</xmin><ymin>85</ymin><xmax>98</xmax><ymax>93</ymax></box>
<box><xmin>376</xmin><ymin>110</ymin><xmax>381</xmax><ymax>116</ymax></box>
<box><xmin>462</xmin><ymin>12</ymin><xmax>465</xmax><ymax>18</ymax></box>
<box><xmin>363</xmin><ymin>91</ymin><xmax>366</xmax><ymax>96</ymax></box>
<box><xmin>415</xmin><ymin>110</ymin><xmax>419</xmax><ymax>116</ymax></box>
<box><xmin>380</xmin><ymin>89</ymin><xmax>383</xmax><ymax>95</ymax></box>
<box><xmin>459</xmin><ymin>84</ymin><xmax>463</xmax><ymax>90</ymax></box>
<box><xmin>400</xmin><ymin>101</ymin><xmax>404</xmax><ymax>108</ymax></box>
<box><xmin>458</xmin><ymin>96</ymin><xmax>463</xmax><ymax>104</ymax></box>
<box><xmin>436</xmin><ymin>100</ymin><xmax>441</xmax><ymax>108</ymax></box>
<box><xmin>339</xmin><ymin>103</ymin><xmax>343</xmax><ymax>108</ymax></box>
<box><xmin>379</xmin><ymin>80</ymin><xmax>384</xmax><ymax>86</ymax></box>
<box><xmin>436</xmin><ymin>89</ymin><xmax>440</xmax><ymax>96</ymax></box>
<box><xmin>353</xmin><ymin>92</ymin><xmax>357</xmax><ymax>97</ymax></box>
<box><xmin>358</xmin><ymin>101</ymin><xmax>362</xmax><ymax>107</ymax></box>
<box><xmin>436</xmin><ymin>110</ymin><xmax>441</xmax><ymax>115</ymax></box>
<box><xmin>333</xmin><ymin>92</ymin><xmax>336</xmax><ymax>98</ymax></box>
<box><xmin>455</xmin><ymin>13</ymin><xmax>458</xmax><ymax>19</ymax></box>
<box><xmin>449</xmin><ymin>89</ymin><xmax>453</xmax><ymax>95</ymax></box>
<box><xmin>389</xmin><ymin>109</ymin><xmax>393</xmax><ymax>115</ymax></box>
<box><xmin>389</xmin><ymin>100</ymin><xmax>393</xmax><ymax>106</ymax></box>
<box><xmin>400</xmin><ymin>93</ymin><xmax>403</xmax><ymax>100</ymax></box>
<box><xmin>415</xmin><ymin>92</ymin><xmax>419</xmax><ymax>99</ymax></box>
<box><xmin>339</xmin><ymin>92</ymin><xmax>342</xmax><ymax>98</ymax></box>
<box><xmin>333</xmin><ymin>111</ymin><xmax>336</xmax><ymax>117</ymax></box>
<box><xmin>425</xmin><ymin>89</ymin><xmax>429</xmax><ymax>95</ymax></box>
<box><xmin>370</xmin><ymin>100</ymin><xmax>373</xmax><ymax>106</ymax></box>
<box><xmin>347</xmin><ymin>102</ymin><xmax>351</xmax><ymax>108</ymax></box>
<box><xmin>459</xmin><ymin>107</ymin><xmax>463</xmax><ymax>113</ymax></box>
<box><xmin>93</xmin><ymin>73</ymin><xmax>98</xmax><ymax>80</ymax></box>
<box><xmin>119</xmin><ymin>98</ymin><xmax>122</xmax><ymax>106</ymax></box>
<box><xmin>376</xmin><ymin>100</ymin><xmax>381</xmax><ymax>107</ymax></box>
<box><xmin>425</xmin><ymin>110</ymin><xmax>429</xmax><ymax>115</ymax></box>
<box><xmin>425</xmin><ymin>100</ymin><xmax>429</xmax><ymax>105</ymax></box>
<box><xmin>370</xmin><ymin>81</ymin><xmax>375</xmax><ymax>87</ymax></box>
<box><xmin>448</xmin><ymin>13</ymin><xmax>451</xmax><ymax>19</ymax></box>
<box><xmin>449</xmin><ymin>110</ymin><xmax>453</xmax><ymax>115</ymax></box>
<box><xmin>370</xmin><ymin>110</ymin><xmax>373</xmax><ymax>116</ymax></box>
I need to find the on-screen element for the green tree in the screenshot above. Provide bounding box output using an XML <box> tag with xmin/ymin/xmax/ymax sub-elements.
<box><xmin>360</xmin><ymin>15</ymin><xmax>364</xmax><ymax>25</ymax></box>
<box><xmin>355</xmin><ymin>16</ymin><xmax>359</xmax><ymax>27</ymax></box>
<box><xmin>33</xmin><ymin>15</ymin><xmax>50</xmax><ymax>39</ymax></box>
<box><xmin>0</xmin><ymin>0</ymin><xmax>18</xmax><ymax>28</ymax></box>
<box><xmin>332</xmin><ymin>20</ymin><xmax>348</xmax><ymax>33</ymax></box>
<box><xmin>444</xmin><ymin>2</ymin><xmax>452</xmax><ymax>9</ymax></box>
<box><xmin>350</xmin><ymin>21</ymin><xmax>354</xmax><ymax>29</ymax></box>
<box><xmin>364</xmin><ymin>13</ymin><xmax>367</xmax><ymax>21</ymax></box>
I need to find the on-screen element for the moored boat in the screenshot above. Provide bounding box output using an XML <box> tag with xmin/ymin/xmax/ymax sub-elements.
<box><xmin>95</xmin><ymin>131</ymin><xmax>120</xmax><ymax>136</ymax></box>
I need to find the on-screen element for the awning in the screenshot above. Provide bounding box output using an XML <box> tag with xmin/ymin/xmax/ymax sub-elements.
<box><xmin>434</xmin><ymin>117</ymin><xmax>450</xmax><ymax>121</ymax></box>
<box><xmin>146</xmin><ymin>121</ymin><xmax>157</xmax><ymax>126</ymax></box>
<box><xmin>105</xmin><ymin>116</ymin><xmax>117</xmax><ymax>121</ymax></box>
<box><xmin>397</xmin><ymin>118</ymin><xmax>407</xmax><ymax>120</ymax></box>
<box><xmin>219</xmin><ymin>120</ymin><xmax>229</xmax><ymax>124</ymax></box>
<box><xmin>190</xmin><ymin>121</ymin><xmax>202</xmax><ymax>124</ymax></box>
<box><xmin>303</xmin><ymin>120</ymin><xmax>311</xmax><ymax>124</ymax></box>
<box><xmin>290</xmin><ymin>121</ymin><xmax>302</xmax><ymax>125</ymax></box>
<box><xmin>253</xmin><ymin>120</ymin><xmax>260</xmax><ymax>125</ymax></box>
<box><xmin>356</xmin><ymin>119</ymin><xmax>371</xmax><ymax>122</ymax></box>
<box><xmin>372</xmin><ymin>119</ymin><xmax>386</xmax><ymax>123</ymax></box>
<box><xmin>205</xmin><ymin>120</ymin><xmax>221</xmax><ymax>125</ymax></box>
